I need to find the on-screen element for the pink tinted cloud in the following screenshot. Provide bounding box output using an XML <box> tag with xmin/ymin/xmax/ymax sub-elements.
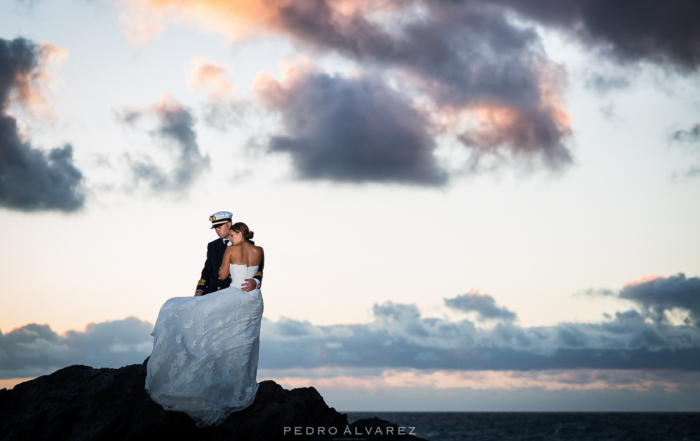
<box><xmin>9</xmin><ymin>43</ymin><xmax>68</xmax><ymax>120</ymax></box>
<box><xmin>185</xmin><ymin>57</ymin><xmax>234</xmax><ymax>99</ymax></box>
<box><xmin>624</xmin><ymin>275</ymin><xmax>664</xmax><ymax>287</ymax></box>
<box><xmin>120</xmin><ymin>0</ymin><xmax>573</xmax><ymax>175</ymax></box>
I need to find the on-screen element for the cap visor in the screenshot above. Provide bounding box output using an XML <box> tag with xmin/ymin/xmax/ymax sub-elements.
<box><xmin>210</xmin><ymin>220</ymin><xmax>231</xmax><ymax>229</ymax></box>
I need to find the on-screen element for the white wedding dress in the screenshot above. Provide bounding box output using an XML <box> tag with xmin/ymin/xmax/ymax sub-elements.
<box><xmin>145</xmin><ymin>264</ymin><xmax>263</xmax><ymax>427</ymax></box>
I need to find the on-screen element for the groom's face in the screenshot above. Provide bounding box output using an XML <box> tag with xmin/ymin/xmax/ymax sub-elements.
<box><xmin>214</xmin><ymin>222</ymin><xmax>232</xmax><ymax>239</ymax></box>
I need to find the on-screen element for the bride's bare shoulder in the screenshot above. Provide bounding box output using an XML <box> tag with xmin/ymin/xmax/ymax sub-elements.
<box><xmin>225</xmin><ymin>244</ymin><xmax>242</xmax><ymax>255</ymax></box>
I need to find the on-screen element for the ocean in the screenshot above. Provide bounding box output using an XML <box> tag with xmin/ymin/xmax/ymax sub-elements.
<box><xmin>345</xmin><ymin>412</ymin><xmax>700</xmax><ymax>441</ymax></box>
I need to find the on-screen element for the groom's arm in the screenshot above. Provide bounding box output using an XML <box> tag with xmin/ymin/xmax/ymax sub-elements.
<box><xmin>195</xmin><ymin>244</ymin><xmax>213</xmax><ymax>295</ymax></box>
<box><xmin>254</xmin><ymin>255</ymin><xmax>264</xmax><ymax>287</ymax></box>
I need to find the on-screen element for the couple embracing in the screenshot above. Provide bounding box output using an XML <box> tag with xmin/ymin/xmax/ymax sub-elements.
<box><xmin>144</xmin><ymin>211</ymin><xmax>265</xmax><ymax>427</ymax></box>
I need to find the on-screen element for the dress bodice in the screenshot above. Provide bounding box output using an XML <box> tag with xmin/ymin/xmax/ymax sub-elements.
<box><xmin>230</xmin><ymin>264</ymin><xmax>259</xmax><ymax>289</ymax></box>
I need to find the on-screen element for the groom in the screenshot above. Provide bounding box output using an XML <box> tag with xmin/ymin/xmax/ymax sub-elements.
<box><xmin>194</xmin><ymin>211</ymin><xmax>263</xmax><ymax>296</ymax></box>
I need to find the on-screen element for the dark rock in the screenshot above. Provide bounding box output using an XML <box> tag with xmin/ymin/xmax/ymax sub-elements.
<box><xmin>0</xmin><ymin>363</ymin><xmax>428</xmax><ymax>441</ymax></box>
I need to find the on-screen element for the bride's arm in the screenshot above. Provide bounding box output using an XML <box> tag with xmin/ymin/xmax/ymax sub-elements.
<box><xmin>219</xmin><ymin>248</ymin><xmax>231</xmax><ymax>280</ymax></box>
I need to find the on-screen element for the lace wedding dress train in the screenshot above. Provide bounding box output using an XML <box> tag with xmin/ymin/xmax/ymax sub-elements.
<box><xmin>145</xmin><ymin>264</ymin><xmax>263</xmax><ymax>427</ymax></box>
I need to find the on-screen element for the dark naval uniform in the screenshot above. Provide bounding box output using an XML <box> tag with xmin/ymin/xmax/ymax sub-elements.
<box><xmin>196</xmin><ymin>238</ymin><xmax>231</xmax><ymax>294</ymax></box>
<box><xmin>196</xmin><ymin>211</ymin><xmax>264</xmax><ymax>295</ymax></box>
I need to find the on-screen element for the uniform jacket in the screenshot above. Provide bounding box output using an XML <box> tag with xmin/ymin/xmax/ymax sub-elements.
<box><xmin>196</xmin><ymin>238</ymin><xmax>264</xmax><ymax>295</ymax></box>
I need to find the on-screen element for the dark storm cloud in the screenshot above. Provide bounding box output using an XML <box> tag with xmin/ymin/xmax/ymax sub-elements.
<box><xmin>444</xmin><ymin>292</ymin><xmax>517</xmax><ymax>322</ymax></box>
<box><xmin>0</xmin><ymin>37</ymin><xmax>85</xmax><ymax>212</ymax></box>
<box><xmin>489</xmin><ymin>0</ymin><xmax>700</xmax><ymax>70</ymax></box>
<box><xmin>277</xmin><ymin>0</ymin><xmax>543</xmax><ymax>106</ymax></box>
<box><xmin>620</xmin><ymin>274</ymin><xmax>700</xmax><ymax>326</ymax></box>
<box><xmin>0</xmin><ymin>317</ymin><xmax>152</xmax><ymax>379</ymax></box>
<box><xmin>265</xmin><ymin>0</ymin><xmax>573</xmax><ymax>172</ymax></box>
<box><xmin>256</xmin><ymin>70</ymin><xmax>448</xmax><ymax>185</ymax></box>
<box><xmin>119</xmin><ymin>95</ymin><xmax>210</xmax><ymax>194</ymax></box>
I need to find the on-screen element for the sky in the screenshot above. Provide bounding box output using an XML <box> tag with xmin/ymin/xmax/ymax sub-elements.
<box><xmin>1</xmin><ymin>0</ymin><xmax>699</xmax><ymax>411</ymax></box>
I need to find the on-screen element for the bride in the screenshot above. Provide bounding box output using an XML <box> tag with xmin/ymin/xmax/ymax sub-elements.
<box><xmin>145</xmin><ymin>222</ymin><xmax>264</xmax><ymax>427</ymax></box>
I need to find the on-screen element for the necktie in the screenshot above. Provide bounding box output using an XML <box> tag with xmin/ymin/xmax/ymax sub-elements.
<box><xmin>224</xmin><ymin>239</ymin><xmax>231</xmax><ymax>246</ymax></box>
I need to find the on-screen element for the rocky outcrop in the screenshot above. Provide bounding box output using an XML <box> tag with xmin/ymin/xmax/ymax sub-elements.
<box><xmin>0</xmin><ymin>361</ymin><xmax>427</xmax><ymax>441</ymax></box>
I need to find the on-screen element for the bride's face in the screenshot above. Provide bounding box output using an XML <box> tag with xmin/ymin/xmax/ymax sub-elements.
<box><xmin>230</xmin><ymin>231</ymin><xmax>243</xmax><ymax>245</ymax></box>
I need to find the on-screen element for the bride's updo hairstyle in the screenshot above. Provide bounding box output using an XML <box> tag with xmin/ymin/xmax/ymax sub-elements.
<box><xmin>231</xmin><ymin>222</ymin><xmax>254</xmax><ymax>241</ymax></box>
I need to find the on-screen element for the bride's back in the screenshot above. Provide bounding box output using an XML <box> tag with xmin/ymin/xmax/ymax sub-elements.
<box><xmin>227</xmin><ymin>242</ymin><xmax>263</xmax><ymax>267</ymax></box>
<box><xmin>227</xmin><ymin>243</ymin><xmax>263</xmax><ymax>289</ymax></box>
<box><xmin>224</xmin><ymin>222</ymin><xmax>263</xmax><ymax>289</ymax></box>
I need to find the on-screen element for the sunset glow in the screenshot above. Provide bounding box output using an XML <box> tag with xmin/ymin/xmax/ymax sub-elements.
<box><xmin>1</xmin><ymin>0</ymin><xmax>699</xmax><ymax>412</ymax></box>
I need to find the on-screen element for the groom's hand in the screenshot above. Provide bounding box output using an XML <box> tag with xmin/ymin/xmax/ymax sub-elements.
<box><xmin>241</xmin><ymin>279</ymin><xmax>256</xmax><ymax>292</ymax></box>
<box><xmin>194</xmin><ymin>290</ymin><xmax>203</xmax><ymax>297</ymax></box>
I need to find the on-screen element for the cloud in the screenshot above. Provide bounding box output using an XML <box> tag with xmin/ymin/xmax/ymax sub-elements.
<box><xmin>119</xmin><ymin>108</ymin><xmax>142</xmax><ymax>125</ymax></box>
<box><xmin>183</xmin><ymin>57</ymin><xmax>247</xmax><ymax>130</ymax></box>
<box><xmin>274</xmin><ymin>0</ymin><xmax>573</xmax><ymax>168</ymax></box>
<box><xmin>686</xmin><ymin>165</ymin><xmax>700</xmax><ymax>178</ymax></box>
<box><xmin>185</xmin><ymin>57</ymin><xmax>234</xmax><ymax>98</ymax></box>
<box><xmin>1</xmin><ymin>37</ymin><xmax>66</xmax><ymax>118</ymax></box>
<box><xmin>598</xmin><ymin>103</ymin><xmax>624</xmax><ymax>124</ymax></box>
<box><xmin>118</xmin><ymin>93</ymin><xmax>210</xmax><ymax>194</ymax></box>
<box><xmin>121</xmin><ymin>0</ymin><xmax>573</xmax><ymax>177</ymax></box>
<box><xmin>444</xmin><ymin>291</ymin><xmax>517</xmax><ymax>322</ymax></box>
<box><xmin>255</xmin><ymin>63</ymin><xmax>448</xmax><ymax>185</ymax></box>
<box><xmin>620</xmin><ymin>274</ymin><xmax>700</xmax><ymax>326</ymax></box>
<box><xmin>494</xmin><ymin>0</ymin><xmax>700</xmax><ymax>71</ymax></box>
<box><xmin>0</xmin><ymin>317</ymin><xmax>152</xmax><ymax>379</ymax></box>
<box><xmin>119</xmin><ymin>0</ymin><xmax>277</xmax><ymax>48</ymax></box>
<box><xmin>671</xmin><ymin>123</ymin><xmax>700</xmax><ymax>144</ymax></box>
<box><xmin>585</xmin><ymin>73</ymin><xmax>630</xmax><ymax>94</ymax></box>
<box><xmin>260</xmin><ymin>300</ymin><xmax>700</xmax><ymax>371</ymax></box>
<box><xmin>6</xmin><ymin>275</ymin><xmax>700</xmax><ymax>381</ymax></box>
<box><xmin>578</xmin><ymin>287</ymin><xmax>616</xmax><ymax>297</ymax></box>
<box><xmin>113</xmin><ymin>0</ymin><xmax>700</xmax><ymax>185</ymax></box>
<box><xmin>669</xmin><ymin>124</ymin><xmax>700</xmax><ymax>179</ymax></box>
<box><xmin>0</xmin><ymin>37</ymin><xmax>85</xmax><ymax>212</ymax></box>
<box><xmin>4</xmin><ymin>296</ymin><xmax>700</xmax><ymax>385</ymax></box>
